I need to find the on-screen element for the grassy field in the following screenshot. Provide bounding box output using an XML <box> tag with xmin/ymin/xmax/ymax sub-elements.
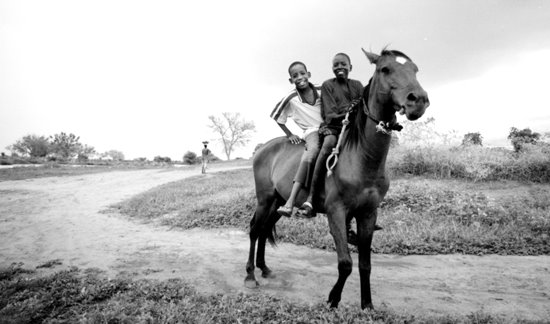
<box><xmin>0</xmin><ymin>263</ymin><xmax>534</xmax><ymax>324</ymax></box>
<box><xmin>2</xmin><ymin>159</ymin><xmax>549</xmax><ymax>323</ymax></box>
<box><xmin>0</xmin><ymin>162</ymin><xmax>165</xmax><ymax>181</ymax></box>
<box><xmin>0</xmin><ymin>159</ymin><xmax>251</xmax><ymax>182</ymax></box>
<box><xmin>109</xmin><ymin>168</ymin><xmax>549</xmax><ymax>256</ymax></box>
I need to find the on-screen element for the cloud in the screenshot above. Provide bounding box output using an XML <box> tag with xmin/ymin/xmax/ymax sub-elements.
<box><xmin>427</xmin><ymin>49</ymin><xmax>550</xmax><ymax>144</ymax></box>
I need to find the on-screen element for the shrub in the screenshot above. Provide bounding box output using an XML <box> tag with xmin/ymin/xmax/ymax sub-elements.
<box><xmin>183</xmin><ymin>151</ymin><xmax>198</xmax><ymax>164</ymax></box>
<box><xmin>388</xmin><ymin>144</ymin><xmax>550</xmax><ymax>182</ymax></box>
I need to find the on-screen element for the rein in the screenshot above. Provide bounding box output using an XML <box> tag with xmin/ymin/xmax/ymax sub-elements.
<box><xmin>326</xmin><ymin>108</ymin><xmax>353</xmax><ymax>177</ymax></box>
<box><xmin>325</xmin><ymin>88</ymin><xmax>403</xmax><ymax>177</ymax></box>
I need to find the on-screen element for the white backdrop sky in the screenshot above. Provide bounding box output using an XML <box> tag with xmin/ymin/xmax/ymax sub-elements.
<box><xmin>1</xmin><ymin>0</ymin><xmax>549</xmax><ymax>160</ymax></box>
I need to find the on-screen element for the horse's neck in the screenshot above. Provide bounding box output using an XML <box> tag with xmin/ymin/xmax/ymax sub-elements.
<box><xmin>353</xmin><ymin>88</ymin><xmax>393</xmax><ymax>163</ymax></box>
<box><xmin>357</xmin><ymin>114</ymin><xmax>392</xmax><ymax>167</ymax></box>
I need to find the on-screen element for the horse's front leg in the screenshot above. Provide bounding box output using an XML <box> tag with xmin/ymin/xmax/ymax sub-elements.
<box><xmin>256</xmin><ymin>233</ymin><xmax>275</xmax><ymax>278</ymax></box>
<box><xmin>326</xmin><ymin>202</ymin><xmax>352</xmax><ymax>308</ymax></box>
<box><xmin>356</xmin><ymin>210</ymin><xmax>378</xmax><ymax>309</ymax></box>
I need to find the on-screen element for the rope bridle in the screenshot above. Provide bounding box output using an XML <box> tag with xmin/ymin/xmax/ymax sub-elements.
<box><xmin>325</xmin><ymin>95</ymin><xmax>403</xmax><ymax>177</ymax></box>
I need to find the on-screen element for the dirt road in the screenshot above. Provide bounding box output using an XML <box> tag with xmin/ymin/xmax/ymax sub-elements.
<box><xmin>0</xmin><ymin>166</ymin><xmax>548</xmax><ymax>320</ymax></box>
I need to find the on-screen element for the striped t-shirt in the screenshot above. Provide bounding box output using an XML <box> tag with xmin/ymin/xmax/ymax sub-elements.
<box><xmin>270</xmin><ymin>83</ymin><xmax>324</xmax><ymax>138</ymax></box>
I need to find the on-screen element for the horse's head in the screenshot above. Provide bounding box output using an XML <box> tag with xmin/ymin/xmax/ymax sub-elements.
<box><xmin>362</xmin><ymin>48</ymin><xmax>429</xmax><ymax>121</ymax></box>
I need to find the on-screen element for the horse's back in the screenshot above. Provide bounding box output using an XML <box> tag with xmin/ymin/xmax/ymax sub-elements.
<box><xmin>253</xmin><ymin>137</ymin><xmax>304</xmax><ymax>202</ymax></box>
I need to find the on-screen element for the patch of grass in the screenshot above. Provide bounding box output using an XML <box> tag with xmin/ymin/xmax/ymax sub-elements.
<box><xmin>0</xmin><ymin>159</ymin><xmax>252</xmax><ymax>182</ymax></box>
<box><xmin>108</xmin><ymin>169</ymin><xmax>256</xmax><ymax>229</ymax></box>
<box><xmin>387</xmin><ymin>145</ymin><xmax>550</xmax><ymax>183</ymax></box>
<box><xmin>0</xmin><ymin>163</ymin><xmax>155</xmax><ymax>181</ymax></box>
<box><xmin>36</xmin><ymin>259</ymin><xmax>63</xmax><ymax>269</ymax></box>
<box><xmin>0</xmin><ymin>264</ymin><xmax>532</xmax><ymax>324</ymax></box>
<box><xmin>374</xmin><ymin>179</ymin><xmax>550</xmax><ymax>255</ymax></box>
<box><xmin>112</xmin><ymin>169</ymin><xmax>550</xmax><ymax>256</ymax></box>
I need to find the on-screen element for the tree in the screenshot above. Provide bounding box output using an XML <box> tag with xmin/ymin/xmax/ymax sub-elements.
<box><xmin>49</xmin><ymin>132</ymin><xmax>82</xmax><ymax>160</ymax></box>
<box><xmin>183</xmin><ymin>151</ymin><xmax>198</xmax><ymax>164</ymax></box>
<box><xmin>208</xmin><ymin>112</ymin><xmax>256</xmax><ymax>160</ymax></box>
<box><xmin>77</xmin><ymin>144</ymin><xmax>96</xmax><ymax>161</ymax></box>
<box><xmin>7</xmin><ymin>134</ymin><xmax>50</xmax><ymax>157</ymax></box>
<box><xmin>508</xmin><ymin>127</ymin><xmax>540</xmax><ymax>152</ymax></box>
<box><xmin>104</xmin><ymin>150</ymin><xmax>125</xmax><ymax>161</ymax></box>
<box><xmin>462</xmin><ymin>132</ymin><xmax>483</xmax><ymax>146</ymax></box>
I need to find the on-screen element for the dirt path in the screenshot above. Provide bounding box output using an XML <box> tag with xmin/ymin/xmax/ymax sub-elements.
<box><xmin>0</xmin><ymin>166</ymin><xmax>549</xmax><ymax>320</ymax></box>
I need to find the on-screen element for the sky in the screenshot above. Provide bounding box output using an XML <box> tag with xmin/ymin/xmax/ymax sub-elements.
<box><xmin>1</xmin><ymin>0</ymin><xmax>549</xmax><ymax>160</ymax></box>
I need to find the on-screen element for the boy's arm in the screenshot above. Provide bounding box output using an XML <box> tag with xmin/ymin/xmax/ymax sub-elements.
<box><xmin>277</xmin><ymin>123</ymin><xmax>302</xmax><ymax>144</ymax></box>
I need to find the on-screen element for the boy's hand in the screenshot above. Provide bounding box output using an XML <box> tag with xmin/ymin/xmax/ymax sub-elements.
<box><xmin>349</xmin><ymin>99</ymin><xmax>361</xmax><ymax>110</ymax></box>
<box><xmin>287</xmin><ymin>134</ymin><xmax>302</xmax><ymax>144</ymax></box>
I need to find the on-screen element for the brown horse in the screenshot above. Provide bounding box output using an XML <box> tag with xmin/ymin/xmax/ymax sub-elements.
<box><xmin>245</xmin><ymin>48</ymin><xmax>430</xmax><ymax>309</ymax></box>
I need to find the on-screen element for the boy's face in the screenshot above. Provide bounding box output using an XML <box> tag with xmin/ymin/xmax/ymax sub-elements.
<box><xmin>288</xmin><ymin>64</ymin><xmax>311</xmax><ymax>90</ymax></box>
<box><xmin>332</xmin><ymin>54</ymin><xmax>352</xmax><ymax>80</ymax></box>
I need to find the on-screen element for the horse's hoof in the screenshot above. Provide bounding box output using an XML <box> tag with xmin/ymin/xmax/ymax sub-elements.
<box><xmin>244</xmin><ymin>279</ymin><xmax>259</xmax><ymax>289</ymax></box>
<box><xmin>327</xmin><ymin>291</ymin><xmax>341</xmax><ymax>308</ymax></box>
<box><xmin>261</xmin><ymin>271</ymin><xmax>276</xmax><ymax>279</ymax></box>
<box><xmin>260</xmin><ymin>266</ymin><xmax>275</xmax><ymax>279</ymax></box>
<box><xmin>327</xmin><ymin>299</ymin><xmax>339</xmax><ymax>308</ymax></box>
<box><xmin>362</xmin><ymin>303</ymin><xmax>374</xmax><ymax>310</ymax></box>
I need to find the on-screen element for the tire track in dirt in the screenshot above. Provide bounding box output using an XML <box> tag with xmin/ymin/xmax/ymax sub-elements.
<box><xmin>0</xmin><ymin>166</ymin><xmax>549</xmax><ymax>320</ymax></box>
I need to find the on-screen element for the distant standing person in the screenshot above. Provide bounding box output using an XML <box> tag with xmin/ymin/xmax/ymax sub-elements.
<box><xmin>201</xmin><ymin>141</ymin><xmax>211</xmax><ymax>174</ymax></box>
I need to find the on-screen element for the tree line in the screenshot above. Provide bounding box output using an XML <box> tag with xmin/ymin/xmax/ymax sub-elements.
<box><xmin>3</xmin><ymin>112</ymin><xmax>257</xmax><ymax>164</ymax></box>
<box><xmin>5</xmin><ymin>132</ymin><xmax>124</xmax><ymax>162</ymax></box>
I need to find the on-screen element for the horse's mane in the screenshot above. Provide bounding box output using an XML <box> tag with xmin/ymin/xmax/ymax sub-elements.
<box><xmin>344</xmin><ymin>79</ymin><xmax>371</xmax><ymax>149</ymax></box>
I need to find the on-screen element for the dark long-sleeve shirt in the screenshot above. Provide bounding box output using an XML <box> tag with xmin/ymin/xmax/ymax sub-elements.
<box><xmin>320</xmin><ymin>78</ymin><xmax>364</xmax><ymax>130</ymax></box>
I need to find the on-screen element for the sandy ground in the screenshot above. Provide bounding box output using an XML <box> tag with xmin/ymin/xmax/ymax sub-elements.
<box><xmin>0</xmin><ymin>166</ymin><xmax>549</xmax><ymax>320</ymax></box>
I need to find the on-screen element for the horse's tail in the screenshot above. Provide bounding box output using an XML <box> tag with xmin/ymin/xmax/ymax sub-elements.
<box><xmin>249</xmin><ymin>210</ymin><xmax>278</xmax><ymax>247</ymax></box>
<box><xmin>267</xmin><ymin>222</ymin><xmax>278</xmax><ymax>247</ymax></box>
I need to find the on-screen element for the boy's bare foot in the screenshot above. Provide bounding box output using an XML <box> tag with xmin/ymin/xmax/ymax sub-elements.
<box><xmin>296</xmin><ymin>202</ymin><xmax>316</xmax><ymax>218</ymax></box>
<box><xmin>277</xmin><ymin>205</ymin><xmax>293</xmax><ymax>217</ymax></box>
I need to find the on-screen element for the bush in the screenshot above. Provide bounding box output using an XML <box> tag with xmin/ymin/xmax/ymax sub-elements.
<box><xmin>388</xmin><ymin>144</ymin><xmax>550</xmax><ymax>182</ymax></box>
<box><xmin>153</xmin><ymin>156</ymin><xmax>172</xmax><ymax>163</ymax></box>
<box><xmin>183</xmin><ymin>151</ymin><xmax>198</xmax><ymax>164</ymax></box>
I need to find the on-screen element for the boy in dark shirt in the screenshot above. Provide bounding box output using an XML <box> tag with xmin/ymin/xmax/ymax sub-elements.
<box><xmin>298</xmin><ymin>53</ymin><xmax>382</xmax><ymax>238</ymax></box>
<box><xmin>298</xmin><ymin>53</ymin><xmax>363</xmax><ymax>217</ymax></box>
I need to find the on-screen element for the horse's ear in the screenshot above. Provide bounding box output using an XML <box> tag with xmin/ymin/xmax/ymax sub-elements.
<box><xmin>362</xmin><ymin>48</ymin><xmax>379</xmax><ymax>64</ymax></box>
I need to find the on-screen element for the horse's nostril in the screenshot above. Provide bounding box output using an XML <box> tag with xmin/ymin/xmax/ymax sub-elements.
<box><xmin>407</xmin><ymin>93</ymin><xmax>417</xmax><ymax>102</ymax></box>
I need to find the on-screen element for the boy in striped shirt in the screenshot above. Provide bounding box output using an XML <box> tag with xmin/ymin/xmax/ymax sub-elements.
<box><xmin>271</xmin><ymin>61</ymin><xmax>323</xmax><ymax>217</ymax></box>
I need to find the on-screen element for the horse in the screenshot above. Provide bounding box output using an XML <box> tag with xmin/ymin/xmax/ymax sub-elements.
<box><xmin>245</xmin><ymin>48</ymin><xmax>430</xmax><ymax>309</ymax></box>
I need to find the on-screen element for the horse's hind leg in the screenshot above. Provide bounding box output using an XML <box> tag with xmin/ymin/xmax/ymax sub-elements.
<box><xmin>326</xmin><ymin>204</ymin><xmax>353</xmax><ymax>308</ymax></box>
<box><xmin>245</xmin><ymin>195</ymin><xmax>278</xmax><ymax>287</ymax></box>
<box><xmin>356</xmin><ymin>210</ymin><xmax>378</xmax><ymax>310</ymax></box>
<box><xmin>256</xmin><ymin>199</ymin><xmax>281</xmax><ymax>279</ymax></box>
<box><xmin>245</xmin><ymin>211</ymin><xmax>260</xmax><ymax>288</ymax></box>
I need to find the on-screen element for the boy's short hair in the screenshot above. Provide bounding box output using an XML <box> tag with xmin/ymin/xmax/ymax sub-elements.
<box><xmin>288</xmin><ymin>61</ymin><xmax>307</xmax><ymax>75</ymax></box>
<box><xmin>334</xmin><ymin>53</ymin><xmax>351</xmax><ymax>64</ymax></box>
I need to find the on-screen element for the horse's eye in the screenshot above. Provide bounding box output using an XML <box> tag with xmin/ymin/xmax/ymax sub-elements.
<box><xmin>380</xmin><ymin>66</ymin><xmax>390</xmax><ymax>74</ymax></box>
